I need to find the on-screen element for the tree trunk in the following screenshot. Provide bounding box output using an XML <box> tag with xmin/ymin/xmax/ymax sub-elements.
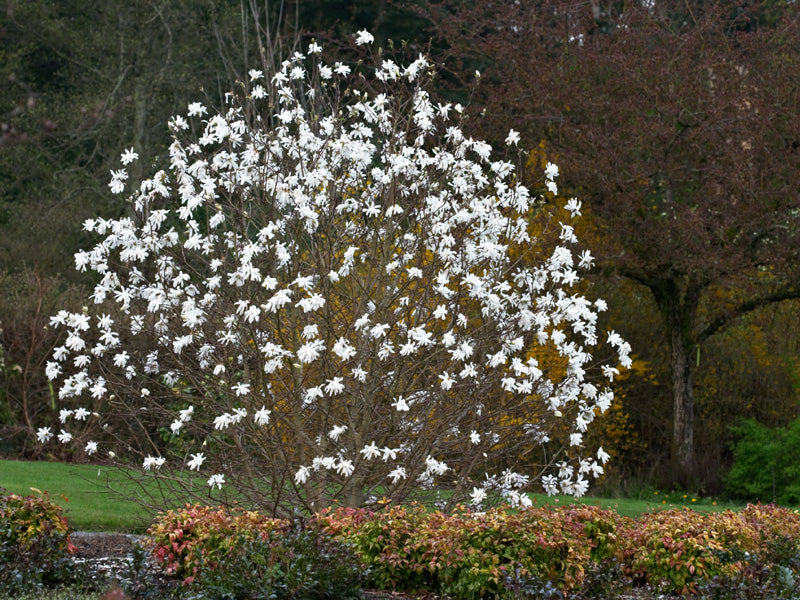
<box><xmin>651</xmin><ymin>276</ymin><xmax>702</xmax><ymax>484</ymax></box>
<box><xmin>670</xmin><ymin>325</ymin><xmax>695</xmax><ymax>478</ymax></box>
<box><xmin>132</xmin><ymin>80</ymin><xmax>147</xmax><ymax>185</ymax></box>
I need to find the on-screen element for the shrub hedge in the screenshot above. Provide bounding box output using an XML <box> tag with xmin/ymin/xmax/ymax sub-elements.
<box><xmin>146</xmin><ymin>502</ymin><xmax>800</xmax><ymax>597</ymax></box>
<box><xmin>0</xmin><ymin>487</ymin><xmax>81</xmax><ymax>594</ymax></box>
<box><xmin>4</xmin><ymin>488</ymin><xmax>800</xmax><ymax>599</ymax></box>
<box><xmin>146</xmin><ymin>504</ymin><xmax>364</xmax><ymax>599</ymax></box>
<box><xmin>319</xmin><ymin>503</ymin><xmax>800</xmax><ymax>597</ymax></box>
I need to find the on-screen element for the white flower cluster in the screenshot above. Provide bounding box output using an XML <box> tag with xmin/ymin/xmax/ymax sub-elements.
<box><xmin>41</xmin><ymin>31</ymin><xmax>630</xmax><ymax>507</ymax></box>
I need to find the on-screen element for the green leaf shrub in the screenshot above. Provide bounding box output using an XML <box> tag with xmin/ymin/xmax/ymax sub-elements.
<box><xmin>725</xmin><ymin>418</ymin><xmax>800</xmax><ymax>504</ymax></box>
<box><xmin>146</xmin><ymin>504</ymin><xmax>363</xmax><ymax>599</ymax></box>
<box><xmin>620</xmin><ymin>508</ymin><xmax>739</xmax><ymax>594</ymax></box>
<box><xmin>0</xmin><ymin>487</ymin><xmax>81</xmax><ymax>594</ymax></box>
<box><xmin>318</xmin><ymin>504</ymin><xmax>437</xmax><ymax>591</ymax></box>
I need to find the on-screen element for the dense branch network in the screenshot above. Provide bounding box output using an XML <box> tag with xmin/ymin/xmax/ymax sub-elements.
<box><xmin>39</xmin><ymin>32</ymin><xmax>630</xmax><ymax>512</ymax></box>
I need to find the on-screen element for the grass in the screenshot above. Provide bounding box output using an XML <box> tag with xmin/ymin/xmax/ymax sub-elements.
<box><xmin>1</xmin><ymin>459</ymin><xmax>750</xmax><ymax>533</ymax></box>
<box><xmin>0</xmin><ymin>459</ymin><xmax>160</xmax><ymax>532</ymax></box>
<box><xmin>530</xmin><ymin>491</ymin><xmax>743</xmax><ymax>518</ymax></box>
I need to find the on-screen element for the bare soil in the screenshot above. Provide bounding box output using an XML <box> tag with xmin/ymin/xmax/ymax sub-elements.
<box><xmin>71</xmin><ymin>532</ymin><xmax>144</xmax><ymax>559</ymax></box>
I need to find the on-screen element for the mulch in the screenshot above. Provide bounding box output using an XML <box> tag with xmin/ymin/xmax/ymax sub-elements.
<box><xmin>71</xmin><ymin>532</ymin><xmax>144</xmax><ymax>559</ymax></box>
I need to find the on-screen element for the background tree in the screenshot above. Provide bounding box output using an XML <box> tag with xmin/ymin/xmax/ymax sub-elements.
<box><xmin>0</xmin><ymin>0</ymin><xmax>253</xmax><ymax>274</ymax></box>
<box><xmin>431</xmin><ymin>0</ymin><xmax>800</xmax><ymax>486</ymax></box>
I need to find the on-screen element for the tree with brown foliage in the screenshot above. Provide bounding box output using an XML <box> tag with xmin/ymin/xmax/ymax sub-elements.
<box><xmin>430</xmin><ymin>0</ymin><xmax>800</xmax><ymax>484</ymax></box>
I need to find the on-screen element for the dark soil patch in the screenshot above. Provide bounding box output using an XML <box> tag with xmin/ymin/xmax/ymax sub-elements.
<box><xmin>71</xmin><ymin>532</ymin><xmax>144</xmax><ymax>559</ymax></box>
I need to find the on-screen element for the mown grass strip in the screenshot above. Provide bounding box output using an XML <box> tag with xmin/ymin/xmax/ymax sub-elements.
<box><xmin>531</xmin><ymin>492</ymin><xmax>743</xmax><ymax>517</ymax></box>
<box><xmin>1</xmin><ymin>458</ymin><xmax>746</xmax><ymax>532</ymax></box>
<box><xmin>1</xmin><ymin>459</ymin><xmax>156</xmax><ymax>532</ymax></box>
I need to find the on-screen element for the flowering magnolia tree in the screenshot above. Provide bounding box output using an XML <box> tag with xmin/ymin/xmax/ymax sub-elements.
<box><xmin>40</xmin><ymin>32</ymin><xmax>630</xmax><ymax>514</ymax></box>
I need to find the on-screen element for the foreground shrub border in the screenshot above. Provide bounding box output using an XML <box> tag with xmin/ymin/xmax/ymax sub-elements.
<box><xmin>5</xmin><ymin>490</ymin><xmax>800</xmax><ymax>598</ymax></box>
<box><xmin>0</xmin><ymin>487</ymin><xmax>80</xmax><ymax>594</ymax></box>
<box><xmin>145</xmin><ymin>501</ymin><xmax>800</xmax><ymax>597</ymax></box>
<box><xmin>318</xmin><ymin>503</ymin><xmax>800</xmax><ymax>597</ymax></box>
<box><xmin>319</xmin><ymin>503</ymin><xmax>620</xmax><ymax>597</ymax></box>
<box><xmin>146</xmin><ymin>504</ymin><xmax>364</xmax><ymax>599</ymax></box>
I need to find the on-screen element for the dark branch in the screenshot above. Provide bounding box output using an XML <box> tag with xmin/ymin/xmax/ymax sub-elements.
<box><xmin>696</xmin><ymin>284</ymin><xmax>800</xmax><ymax>345</ymax></box>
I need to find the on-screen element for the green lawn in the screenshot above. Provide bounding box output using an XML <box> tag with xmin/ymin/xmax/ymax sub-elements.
<box><xmin>1</xmin><ymin>458</ymin><xmax>746</xmax><ymax>532</ymax></box>
<box><xmin>530</xmin><ymin>491</ymin><xmax>743</xmax><ymax>517</ymax></box>
<box><xmin>0</xmin><ymin>459</ymin><xmax>159</xmax><ymax>532</ymax></box>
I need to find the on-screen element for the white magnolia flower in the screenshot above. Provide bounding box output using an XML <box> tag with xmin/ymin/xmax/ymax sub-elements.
<box><xmin>232</xmin><ymin>382</ymin><xmax>251</xmax><ymax>396</ymax></box>
<box><xmin>332</xmin><ymin>337</ymin><xmax>356</xmax><ymax>361</ymax></box>
<box><xmin>46</xmin><ymin>362</ymin><xmax>62</xmax><ymax>380</ymax></box>
<box><xmin>354</xmin><ymin>30</ymin><xmax>374</xmax><ymax>45</ymax></box>
<box><xmin>324</xmin><ymin>377</ymin><xmax>345</xmax><ymax>396</ymax></box>
<box><xmin>388</xmin><ymin>467</ymin><xmax>407</xmax><ymax>484</ymax></box>
<box><xmin>470</xmin><ymin>487</ymin><xmax>487</xmax><ymax>506</ymax></box>
<box><xmin>254</xmin><ymin>406</ymin><xmax>271</xmax><ymax>426</ymax></box>
<box><xmin>37</xmin><ymin>427</ymin><xmax>53</xmax><ymax>443</ymax></box>
<box><xmin>602</xmin><ymin>365</ymin><xmax>619</xmax><ymax>381</ymax></box>
<box><xmin>214</xmin><ymin>414</ymin><xmax>233</xmax><ymax>430</ymax></box>
<box><xmin>391</xmin><ymin>396</ymin><xmax>409</xmax><ymax>412</ymax></box>
<box><xmin>179</xmin><ymin>406</ymin><xmax>194</xmax><ymax>422</ymax></box>
<box><xmin>360</xmin><ymin>442</ymin><xmax>381</xmax><ymax>460</ymax></box>
<box><xmin>336</xmin><ymin>459</ymin><xmax>355</xmax><ymax>477</ymax></box>
<box><xmin>208</xmin><ymin>473</ymin><xmax>225</xmax><ymax>489</ymax></box>
<box><xmin>187</xmin><ymin>452</ymin><xmax>206</xmax><ymax>470</ymax></box>
<box><xmin>120</xmin><ymin>147</ymin><xmax>139</xmax><ymax>165</ymax></box>
<box><xmin>296</xmin><ymin>293</ymin><xmax>325</xmax><ymax>312</ymax></box>
<box><xmin>302</xmin><ymin>324</ymin><xmax>319</xmax><ymax>340</ymax></box>
<box><xmin>328</xmin><ymin>424</ymin><xmax>347</xmax><ymax>441</ymax></box>
<box><xmin>438</xmin><ymin>372</ymin><xmax>454</xmax><ymax>390</ymax></box>
<box><xmin>297</xmin><ymin>339</ymin><xmax>324</xmax><ymax>364</ymax></box>
<box><xmin>143</xmin><ymin>455</ymin><xmax>165</xmax><ymax>470</ymax></box>
<box><xmin>565</xmin><ymin>198</ymin><xmax>582</xmax><ymax>217</ymax></box>
<box><xmin>85</xmin><ymin>441</ymin><xmax>98</xmax><ymax>455</ymax></box>
<box><xmin>304</xmin><ymin>386</ymin><xmax>324</xmax><ymax>405</ymax></box>
<box><xmin>187</xmin><ymin>102</ymin><xmax>207</xmax><ymax>117</ymax></box>
<box><xmin>295</xmin><ymin>466</ymin><xmax>310</xmax><ymax>485</ymax></box>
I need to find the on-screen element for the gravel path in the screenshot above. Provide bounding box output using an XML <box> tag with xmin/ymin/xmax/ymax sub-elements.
<box><xmin>70</xmin><ymin>532</ymin><xmax>150</xmax><ymax>587</ymax></box>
